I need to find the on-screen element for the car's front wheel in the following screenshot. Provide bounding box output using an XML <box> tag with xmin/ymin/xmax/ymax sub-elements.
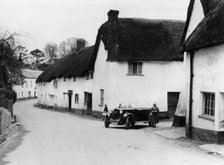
<box><xmin>104</xmin><ymin>117</ymin><xmax>110</xmax><ymax>128</ymax></box>
<box><xmin>125</xmin><ymin>116</ymin><xmax>131</xmax><ymax>129</ymax></box>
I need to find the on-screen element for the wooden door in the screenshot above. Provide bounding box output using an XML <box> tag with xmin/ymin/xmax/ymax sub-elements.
<box><xmin>87</xmin><ymin>93</ymin><xmax>92</xmax><ymax>115</ymax></box>
<box><xmin>167</xmin><ymin>92</ymin><xmax>180</xmax><ymax>118</ymax></box>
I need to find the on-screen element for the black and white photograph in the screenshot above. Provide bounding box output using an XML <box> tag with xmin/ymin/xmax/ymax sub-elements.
<box><xmin>0</xmin><ymin>0</ymin><xmax>224</xmax><ymax>164</ymax></box>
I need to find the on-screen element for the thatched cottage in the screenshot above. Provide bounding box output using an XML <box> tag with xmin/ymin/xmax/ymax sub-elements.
<box><xmin>91</xmin><ymin>10</ymin><xmax>185</xmax><ymax>117</ymax></box>
<box><xmin>13</xmin><ymin>69</ymin><xmax>42</xmax><ymax>99</ymax></box>
<box><xmin>181</xmin><ymin>0</ymin><xmax>224</xmax><ymax>143</ymax></box>
<box><xmin>36</xmin><ymin>46</ymin><xmax>94</xmax><ymax>114</ymax></box>
<box><xmin>37</xmin><ymin>10</ymin><xmax>185</xmax><ymax>119</ymax></box>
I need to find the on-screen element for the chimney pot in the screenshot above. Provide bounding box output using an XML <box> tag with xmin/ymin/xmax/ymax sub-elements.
<box><xmin>107</xmin><ymin>10</ymin><xmax>119</xmax><ymax>23</ymax></box>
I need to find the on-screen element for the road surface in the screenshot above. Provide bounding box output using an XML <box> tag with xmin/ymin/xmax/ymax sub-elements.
<box><xmin>2</xmin><ymin>100</ymin><xmax>224</xmax><ymax>165</ymax></box>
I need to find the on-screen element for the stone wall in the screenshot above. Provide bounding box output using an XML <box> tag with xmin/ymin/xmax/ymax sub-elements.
<box><xmin>192</xmin><ymin>127</ymin><xmax>224</xmax><ymax>144</ymax></box>
<box><xmin>0</xmin><ymin>98</ymin><xmax>13</xmax><ymax>117</ymax></box>
<box><xmin>0</xmin><ymin>107</ymin><xmax>11</xmax><ymax>134</ymax></box>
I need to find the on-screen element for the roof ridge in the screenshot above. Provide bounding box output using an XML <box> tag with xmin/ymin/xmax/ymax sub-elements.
<box><xmin>184</xmin><ymin>0</ymin><xmax>224</xmax><ymax>51</ymax></box>
<box><xmin>120</xmin><ymin>17</ymin><xmax>185</xmax><ymax>23</ymax></box>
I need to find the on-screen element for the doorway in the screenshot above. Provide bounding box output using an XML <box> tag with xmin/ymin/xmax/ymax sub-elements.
<box><xmin>68</xmin><ymin>90</ymin><xmax>73</xmax><ymax>112</ymax></box>
<box><xmin>84</xmin><ymin>92</ymin><xmax>92</xmax><ymax>115</ymax></box>
<box><xmin>167</xmin><ymin>92</ymin><xmax>180</xmax><ymax>119</ymax></box>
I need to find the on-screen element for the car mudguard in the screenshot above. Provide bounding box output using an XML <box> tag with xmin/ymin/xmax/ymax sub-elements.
<box><xmin>123</xmin><ymin>113</ymin><xmax>135</xmax><ymax>122</ymax></box>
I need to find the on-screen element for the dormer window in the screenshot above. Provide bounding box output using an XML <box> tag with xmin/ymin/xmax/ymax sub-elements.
<box><xmin>127</xmin><ymin>62</ymin><xmax>143</xmax><ymax>75</ymax></box>
<box><xmin>53</xmin><ymin>80</ymin><xmax>57</xmax><ymax>88</ymax></box>
<box><xmin>89</xmin><ymin>71</ymin><xmax>93</xmax><ymax>79</ymax></box>
<box><xmin>85</xmin><ymin>71</ymin><xmax>93</xmax><ymax>80</ymax></box>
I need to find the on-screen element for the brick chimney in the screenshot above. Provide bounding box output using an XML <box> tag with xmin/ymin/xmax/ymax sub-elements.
<box><xmin>77</xmin><ymin>39</ymin><xmax>86</xmax><ymax>52</ymax></box>
<box><xmin>107</xmin><ymin>10</ymin><xmax>119</xmax><ymax>24</ymax></box>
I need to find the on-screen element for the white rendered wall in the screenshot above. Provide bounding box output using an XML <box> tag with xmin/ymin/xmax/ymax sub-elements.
<box><xmin>93</xmin><ymin>41</ymin><xmax>184</xmax><ymax>112</ymax></box>
<box><xmin>92</xmin><ymin>41</ymin><xmax>110</xmax><ymax>112</ymax></box>
<box><xmin>13</xmin><ymin>78</ymin><xmax>38</xmax><ymax>99</ymax></box>
<box><xmin>185</xmin><ymin>0</ymin><xmax>204</xmax><ymax>39</ymax></box>
<box><xmin>37</xmin><ymin>77</ymin><xmax>93</xmax><ymax>110</ymax></box>
<box><xmin>185</xmin><ymin>44</ymin><xmax>224</xmax><ymax>131</ymax></box>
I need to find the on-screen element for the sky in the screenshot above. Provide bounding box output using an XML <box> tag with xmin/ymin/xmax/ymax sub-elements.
<box><xmin>0</xmin><ymin>0</ymin><xmax>190</xmax><ymax>51</ymax></box>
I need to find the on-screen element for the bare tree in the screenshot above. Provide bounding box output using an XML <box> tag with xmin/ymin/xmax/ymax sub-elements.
<box><xmin>58</xmin><ymin>41</ymin><xmax>68</xmax><ymax>58</ymax></box>
<box><xmin>44</xmin><ymin>42</ymin><xmax>58</xmax><ymax>63</ymax></box>
<box><xmin>58</xmin><ymin>38</ymin><xmax>88</xmax><ymax>57</ymax></box>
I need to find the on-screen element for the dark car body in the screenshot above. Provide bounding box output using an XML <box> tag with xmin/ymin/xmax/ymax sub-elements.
<box><xmin>103</xmin><ymin>107</ymin><xmax>151</xmax><ymax>129</ymax></box>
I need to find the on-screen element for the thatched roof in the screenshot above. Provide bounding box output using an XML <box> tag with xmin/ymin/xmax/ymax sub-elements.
<box><xmin>36</xmin><ymin>46</ymin><xmax>94</xmax><ymax>83</ymax></box>
<box><xmin>200</xmin><ymin>0</ymin><xmax>222</xmax><ymax>15</ymax></box>
<box><xmin>181</xmin><ymin>0</ymin><xmax>221</xmax><ymax>46</ymax></box>
<box><xmin>184</xmin><ymin>1</ymin><xmax>224</xmax><ymax>52</ymax></box>
<box><xmin>93</xmin><ymin>16</ymin><xmax>185</xmax><ymax>62</ymax></box>
<box><xmin>22</xmin><ymin>69</ymin><xmax>42</xmax><ymax>79</ymax></box>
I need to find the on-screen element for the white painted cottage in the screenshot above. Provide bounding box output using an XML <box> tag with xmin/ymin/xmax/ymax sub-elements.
<box><xmin>13</xmin><ymin>69</ymin><xmax>42</xmax><ymax>99</ymax></box>
<box><xmin>37</xmin><ymin>10</ymin><xmax>185</xmax><ymax>119</ymax></box>
<box><xmin>36</xmin><ymin>46</ymin><xmax>94</xmax><ymax>114</ymax></box>
<box><xmin>91</xmin><ymin>10</ymin><xmax>185</xmax><ymax>118</ymax></box>
<box><xmin>181</xmin><ymin>0</ymin><xmax>224</xmax><ymax>143</ymax></box>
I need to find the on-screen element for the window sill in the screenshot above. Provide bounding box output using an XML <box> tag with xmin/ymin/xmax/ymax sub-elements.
<box><xmin>126</xmin><ymin>74</ymin><xmax>144</xmax><ymax>76</ymax></box>
<box><xmin>198</xmin><ymin>115</ymin><xmax>215</xmax><ymax>122</ymax></box>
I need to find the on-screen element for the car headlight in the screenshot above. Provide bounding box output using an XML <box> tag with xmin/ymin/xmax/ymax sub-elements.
<box><xmin>120</xmin><ymin>110</ymin><xmax>123</xmax><ymax>114</ymax></box>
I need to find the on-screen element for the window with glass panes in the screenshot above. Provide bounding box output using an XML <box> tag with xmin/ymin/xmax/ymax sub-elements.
<box><xmin>53</xmin><ymin>80</ymin><xmax>57</xmax><ymax>88</ymax></box>
<box><xmin>203</xmin><ymin>92</ymin><xmax>215</xmax><ymax>116</ymax></box>
<box><xmin>84</xmin><ymin>92</ymin><xmax>88</xmax><ymax>105</ymax></box>
<box><xmin>128</xmin><ymin>62</ymin><xmax>142</xmax><ymax>75</ymax></box>
<box><xmin>100</xmin><ymin>89</ymin><xmax>104</xmax><ymax>106</ymax></box>
<box><xmin>75</xmin><ymin>94</ymin><xmax>79</xmax><ymax>104</ymax></box>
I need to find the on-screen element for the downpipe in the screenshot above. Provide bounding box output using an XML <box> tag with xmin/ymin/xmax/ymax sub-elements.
<box><xmin>187</xmin><ymin>51</ymin><xmax>194</xmax><ymax>138</ymax></box>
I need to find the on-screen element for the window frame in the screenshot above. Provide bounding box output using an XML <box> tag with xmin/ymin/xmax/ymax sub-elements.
<box><xmin>127</xmin><ymin>62</ymin><xmax>143</xmax><ymax>76</ymax></box>
<box><xmin>75</xmin><ymin>94</ymin><xmax>79</xmax><ymax>104</ymax></box>
<box><xmin>73</xmin><ymin>77</ymin><xmax>76</xmax><ymax>82</ymax></box>
<box><xmin>202</xmin><ymin>92</ymin><xmax>215</xmax><ymax>117</ymax></box>
<box><xmin>89</xmin><ymin>71</ymin><xmax>93</xmax><ymax>79</ymax></box>
<box><xmin>53</xmin><ymin>80</ymin><xmax>58</xmax><ymax>88</ymax></box>
<box><xmin>100</xmin><ymin>89</ymin><xmax>104</xmax><ymax>107</ymax></box>
<box><xmin>84</xmin><ymin>92</ymin><xmax>88</xmax><ymax>105</ymax></box>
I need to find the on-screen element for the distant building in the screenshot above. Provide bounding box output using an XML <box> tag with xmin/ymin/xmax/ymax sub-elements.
<box><xmin>37</xmin><ymin>10</ymin><xmax>185</xmax><ymax>119</ymax></box>
<box><xmin>36</xmin><ymin>46</ymin><xmax>94</xmax><ymax>113</ymax></box>
<box><xmin>181</xmin><ymin>0</ymin><xmax>224</xmax><ymax>143</ymax></box>
<box><xmin>13</xmin><ymin>69</ymin><xmax>42</xmax><ymax>99</ymax></box>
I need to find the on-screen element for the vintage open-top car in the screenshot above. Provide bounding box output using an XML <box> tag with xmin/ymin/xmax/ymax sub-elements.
<box><xmin>103</xmin><ymin>107</ymin><xmax>153</xmax><ymax>129</ymax></box>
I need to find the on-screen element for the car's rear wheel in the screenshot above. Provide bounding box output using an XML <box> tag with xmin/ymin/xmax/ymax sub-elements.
<box><xmin>104</xmin><ymin>117</ymin><xmax>110</xmax><ymax>128</ymax></box>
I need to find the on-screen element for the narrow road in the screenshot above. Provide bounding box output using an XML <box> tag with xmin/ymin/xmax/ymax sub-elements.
<box><xmin>2</xmin><ymin>100</ymin><xmax>224</xmax><ymax>165</ymax></box>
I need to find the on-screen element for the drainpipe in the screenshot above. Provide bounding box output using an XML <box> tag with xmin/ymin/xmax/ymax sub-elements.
<box><xmin>187</xmin><ymin>51</ymin><xmax>194</xmax><ymax>138</ymax></box>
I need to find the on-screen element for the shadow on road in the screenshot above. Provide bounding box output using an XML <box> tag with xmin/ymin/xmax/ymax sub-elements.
<box><xmin>107</xmin><ymin>125</ymin><xmax>149</xmax><ymax>130</ymax></box>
